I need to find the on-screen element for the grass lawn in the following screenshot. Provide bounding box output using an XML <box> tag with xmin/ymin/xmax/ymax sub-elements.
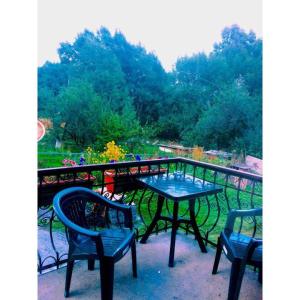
<box><xmin>38</xmin><ymin>144</ymin><xmax>175</xmax><ymax>168</ymax></box>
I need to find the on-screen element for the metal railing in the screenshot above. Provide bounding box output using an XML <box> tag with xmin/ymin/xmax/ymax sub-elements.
<box><xmin>38</xmin><ymin>157</ymin><xmax>262</xmax><ymax>274</ymax></box>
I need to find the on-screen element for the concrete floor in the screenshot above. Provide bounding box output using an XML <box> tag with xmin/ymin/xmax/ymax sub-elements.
<box><xmin>38</xmin><ymin>232</ymin><xmax>262</xmax><ymax>300</ymax></box>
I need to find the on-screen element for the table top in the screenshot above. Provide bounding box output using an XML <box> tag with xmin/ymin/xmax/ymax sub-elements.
<box><xmin>137</xmin><ymin>173</ymin><xmax>223</xmax><ymax>201</ymax></box>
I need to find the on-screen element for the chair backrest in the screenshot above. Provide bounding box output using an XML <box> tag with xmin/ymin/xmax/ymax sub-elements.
<box><xmin>224</xmin><ymin>208</ymin><xmax>262</xmax><ymax>236</ymax></box>
<box><xmin>54</xmin><ymin>187</ymin><xmax>130</xmax><ymax>235</ymax></box>
<box><xmin>54</xmin><ymin>187</ymin><xmax>102</xmax><ymax>229</ymax></box>
<box><xmin>59</xmin><ymin>190</ymin><xmax>91</xmax><ymax>228</ymax></box>
<box><xmin>55</xmin><ymin>189</ymin><xmax>126</xmax><ymax>249</ymax></box>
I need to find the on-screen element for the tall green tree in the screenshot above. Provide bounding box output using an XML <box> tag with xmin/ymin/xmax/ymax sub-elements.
<box><xmin>58</xmin><ymin>30</ymin><xmax>131</xmax><ymax>113</ymax></box>
<box><xmin>52</xmin><ymin>81</ymin><xmax>105</xmax><ymax>147</ymax></box>
<box><xmin>38</xmin><ymin>25</ymin><xmax>262</xmax><ymax>157</ymax></box>
<box><xmin>99</xmin><ymin>29</ymin><xmax>168</xmax><ymax>124</ymax></box>
<box><xmin>186</xmin><ymin>83</ymin><xmax>261</xmax><ymax>156</ymax></box>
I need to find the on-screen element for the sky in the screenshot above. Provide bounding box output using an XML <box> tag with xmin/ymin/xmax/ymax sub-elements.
<box><xmin>38</xmin><ymin>0</ymin><xmax>262</xmax><ymax>71</ymax></box>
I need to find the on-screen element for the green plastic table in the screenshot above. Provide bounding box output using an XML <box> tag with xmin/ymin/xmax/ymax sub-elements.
<box><xmin>137</xmin><ymin>173</ymin><xmax>223</xmax><ymax>267</ymax></box>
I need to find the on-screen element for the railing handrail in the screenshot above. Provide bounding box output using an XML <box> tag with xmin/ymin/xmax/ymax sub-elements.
<box><xmin>38</xmin><ymin>158</ymin><xmax>179</xmax><ymax>175</ymax></box>
<box><xmin>179</xmin><ymin>157</ymin><xmax>262</xmax><ymax>182</ymax></box>
<box><xmin>38</xmin><ymin>157</ymin><xmax>262</xmax><ymax>182</ymax></box>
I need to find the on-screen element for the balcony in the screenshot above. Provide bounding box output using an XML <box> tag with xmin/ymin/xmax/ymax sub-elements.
<box><xmin>38</xmin><ymin>157</ymin><xmax>262</xmax><ymax>299</ymax></box>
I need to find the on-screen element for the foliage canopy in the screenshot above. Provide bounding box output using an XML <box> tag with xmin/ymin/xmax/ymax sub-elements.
<box><xmin>38</xmin><ymin>25</ymin><xmax>262</xmax><ymax>157</ymax></box>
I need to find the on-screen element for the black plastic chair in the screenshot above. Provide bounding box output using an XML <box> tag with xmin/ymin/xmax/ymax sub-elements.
<box><xmin>212</xmin><ymin>208</ymin><xmax>262</xmax><ymax>300</ymax></box>
<box><xmin>53</xmin><ymin>187</ymin><xmax>137</xmax><ymax>300</ymax></box>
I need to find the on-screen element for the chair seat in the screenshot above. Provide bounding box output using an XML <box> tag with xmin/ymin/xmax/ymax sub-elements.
<box><xmin>72</xmin><ymin>228</ymin><xmax>134</xmax><ymax>260</ymax></box>
<box><xmin>229</xmin><ymin>232</ymin><xmax>262</xmax><ymax>262</ymax></box>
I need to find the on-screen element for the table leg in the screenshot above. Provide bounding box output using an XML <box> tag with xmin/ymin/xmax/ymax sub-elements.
<box><xmin>140</xmin><ymin>195</ymin><xmax>164</xmax><ymax>244</ymax></box>
<box><xmin>189</xmin><ymin>199</ymin><xmax>207</xmax><ymax>253</ymax></box>
<box><xmin>169</xmin><ymin>201</ymin><xmax>179</xmax><ymax>267</ymax></box>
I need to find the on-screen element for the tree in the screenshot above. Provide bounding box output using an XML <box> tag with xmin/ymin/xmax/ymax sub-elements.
<box><xmin>52</xmin><ymin>81</ymin><xmax>104</xmax><ymax>147</ymax></box>
<box><xmin>100</xmin><ymin>30</ymin><xmax>168</xmax><ymax>124</ymax></box>
<box><xmin>38</xmin><ymin>62</ymin><xmax>69</xmax><ymax>116</ymax></box>
<box><xmin>213</xmin><ymin>25</ymin><xmax>262</xmax><ymax>96</ymax></box>
<box><xmin>170</xmin><ymin>25</ymin><xmax>262</xmax><ymax>157</ymax></box>
<box><xmin>186</xmin><ymin>83</ymin><xmax>260</xmax><ymax>156</ymax></box>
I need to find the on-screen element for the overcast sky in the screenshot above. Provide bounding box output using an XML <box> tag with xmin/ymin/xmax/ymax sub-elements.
<box><xmin>38</xmin><ymin>0</ymin><xmax>262</xmax><ymax>71</ymax></box>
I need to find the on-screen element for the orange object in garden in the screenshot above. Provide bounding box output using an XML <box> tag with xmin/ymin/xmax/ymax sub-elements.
<box><xmin>192</xmin><ymin>146</ymin><xmax>204</xmax><ymax>161</ymax></box>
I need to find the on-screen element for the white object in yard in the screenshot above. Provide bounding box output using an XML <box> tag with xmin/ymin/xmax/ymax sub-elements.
<box><xmin>95</xmin><ymin>187</ymin><xmax>126</xmax><ymax>201</ymax></box>
<box><xmin>55</xmin><ymin>139</ymin><xmax>62</xmax><ymax>148</ymax></box>
<box><xmin>159</xmin><ymin>146</ymin><xmax>173</xmax><ymax>153</ymax></box>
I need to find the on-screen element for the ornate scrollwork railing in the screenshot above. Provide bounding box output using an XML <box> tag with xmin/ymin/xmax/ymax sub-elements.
<box><xmin>38</xmin><ymin>157</ymin><xmax>262</xmax><ymax>273</ymax></box>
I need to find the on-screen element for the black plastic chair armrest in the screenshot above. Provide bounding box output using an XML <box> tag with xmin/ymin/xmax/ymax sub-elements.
<box><xmin>93</xmin><ymin>192</ymin><xmax>133</xmax><ymax>229</ymax></box>
<box><xmin>225</xmin><ymin>208</ymin><xmax>262</xmax><ymax>232</ymax></box>
<box><xmin>82</xmin><ymin>189</ymin><xmax>133</xmax><ymax>230</ymax></box>
<box><xmin>245</xmin><ymin>238</ymin><xmax>262</xmax><ymax>262</ymax></box>
<box><xmin>220</xmin><ymin>231</ymin><xmax>238</xmax><ymax>259</ymax></box>
<box><xmin>94</xmin><ymin>192</ymin><xmax>131</xmax><ymax>213</ymax></box>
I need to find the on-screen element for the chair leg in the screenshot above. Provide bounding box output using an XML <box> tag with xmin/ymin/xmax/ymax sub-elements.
<box><xmin>228</xmin><ymin>260</ymin><xmax>246</xmax><ymax>300</ymax></box>
<box><xmin>189</xmin><ymin>199</ymin><xmax>207</xmax><ymax>253</ymax></box>
<box><xmin>212</xmin><ymin>237</ymin><xmax>222</xmax><ymax>274</ymax></box>
<box><xmin>140</xmin><ymin>195</ymin><xmax>164</xmax><ymax>244</ymax></box>
<box><xmin>131</xmin><ymin>239</ymin><xmax>137</xmax><ymax>278</ymax></box>
<box><xmin>100</xmin><ymin>258</ymin><xmax>114</xmax><ymax>300</ymax></box>
<box><xmin>88</xmin><ymin>258</ymin><xmax>95</xmax><ymax>271</ymax></box>
<box><xmin>64</xmin><ymin>259</ymin><xmax>74</xmax><ymax>298</ymax></box>
<box><xmin>168</xmin><ymin>201</ymin><xmax>179</xmax><ymax>267</ymax></box>
<box><xmin>258</xmin><ymin>266</ymin><xmax>262</xmax><ymax>284</ymax></box>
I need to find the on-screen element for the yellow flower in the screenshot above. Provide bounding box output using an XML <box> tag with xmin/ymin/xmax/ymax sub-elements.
<box><xmin>100</xmin><ymin>141</ymin><xmax>126</xmax><ymax>162</ymax></box>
